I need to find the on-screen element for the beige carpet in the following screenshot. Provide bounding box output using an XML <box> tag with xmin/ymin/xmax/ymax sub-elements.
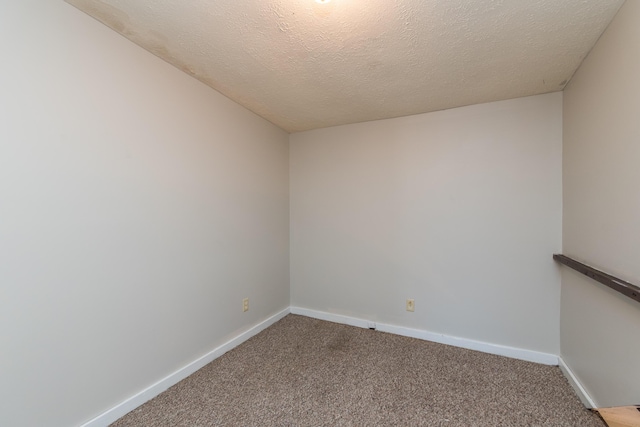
<box><xmin>111</xmin><ymin>315</ymin><xmax>604</xmax><ymax>426</ymax></box>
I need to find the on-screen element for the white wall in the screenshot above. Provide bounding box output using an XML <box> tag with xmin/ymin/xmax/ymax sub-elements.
<box><xmin>0</xmin><ymin>2</ymin><xmax>289</xmax><ymax>426</ymax></box>
<box><xmin>290</xmin><ymin>93</ymin><xmax>563</xmax><ymax>355</ymax></box>
<box><xmin>561</xmin><ymin>0</ymin><xmax>640</xmax><ymax>407</ymax></box>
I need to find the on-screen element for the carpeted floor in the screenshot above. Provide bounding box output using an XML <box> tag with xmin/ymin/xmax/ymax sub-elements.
<box><xmin>111</xmin><ymin>315</ymin><xmax>605</xmax><ymax>426</ymax></box>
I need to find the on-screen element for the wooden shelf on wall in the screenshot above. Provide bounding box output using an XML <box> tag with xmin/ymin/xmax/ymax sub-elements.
<box><xmin>553</xmin><ymin>254</ymin><xmax>640</xmax><ymax>304</ymax></box>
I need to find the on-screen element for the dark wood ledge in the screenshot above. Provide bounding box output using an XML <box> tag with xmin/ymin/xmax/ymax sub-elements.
<box><xmin>553</xmin><ymin>254</ymin><xmax>640</xmax><ymax>304</ymax></box>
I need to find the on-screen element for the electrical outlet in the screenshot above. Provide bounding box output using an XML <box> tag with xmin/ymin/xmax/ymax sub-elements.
<box><xmin>243</xmin><ymin>298</ymin><xmax>249</xmax><ymax>312</ymax></box>
<box><xmin>406</xmin><ymin>298</ymin><xmax>415</xmax><ymax>312</ymax></box>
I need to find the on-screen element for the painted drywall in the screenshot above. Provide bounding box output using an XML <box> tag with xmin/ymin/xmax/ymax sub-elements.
<box><xmin>561</xmin><ymin>0</ymin><xmax>640</xmax><ymax>408</ymax></box>
<box><xmin>0</xmin><ymin>2</ymin><xmax>289</xmax><ymax>427</ymax></box>
<box><xmin>290</xmin><ymin>93</ymin><xmax>563</xmax><ymax>355</ymax></box>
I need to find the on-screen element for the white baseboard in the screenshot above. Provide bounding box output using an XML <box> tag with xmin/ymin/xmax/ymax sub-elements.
<box><xmin>558</xmin><ymin>357</ymin><xmax>597</xmax><ymax>408</ymax></box>
<box><xmin>290</xmin><ymin>307</ymin><xmax>559</xmax><ymax>366</ymax></box>
<box><xmin>79</xmin><ymin>308</ymin><xmax>290</xmax><ymax>427</ymax></box>
<box><xmin>290</xmin><ymin>306</ymin><xmax>373</xmax><ymax>329</ymax></box>
<box><xmin>80</xmin><ymin>307</ymin><xmax>589</xmax><ymax>427</ymax></box>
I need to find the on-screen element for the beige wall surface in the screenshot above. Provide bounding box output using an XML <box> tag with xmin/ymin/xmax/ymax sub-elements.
<box><xmin>290</xmin><ymin>93</ymin><xmax>563</xmax><ymax>355</ymax></box>
<box><xmin>0</xmin><ymin>2</ymin><xmax>289</xmax><ymax>426</ymax></box>
<box><xmin>4</xmin><ymin>0</ymin><xmax>635</xmax><ymax>423</ymax></box>
<box><xmin>561</xmin><ymin>0</ymin><xmax>640</xmax><ymax>408</ymax></box>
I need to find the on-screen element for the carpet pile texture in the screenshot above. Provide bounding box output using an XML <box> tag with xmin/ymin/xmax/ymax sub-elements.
<box><xmin>112</xmin><ymin>314</ymin><xmax>604</xmax><ymax>426</ymax></box>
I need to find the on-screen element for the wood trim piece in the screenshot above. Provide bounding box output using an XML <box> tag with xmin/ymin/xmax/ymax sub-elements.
<box><xmin>595</xmin><ymin>406</ymin><xmax>640</xmax><ymax>427</ymax></box>
<box><xmin>553</xmin><ymin>254</ymin><xmax>640</xmax><ymax>304</ymax></box>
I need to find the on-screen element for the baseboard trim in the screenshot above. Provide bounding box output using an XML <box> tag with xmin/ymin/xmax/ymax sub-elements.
<box><xmin>290</xmin><ymin>307</ymin><xmax>559</xmax><ymax>366</ymax></box>
<box><xmin>290</xmin><ymin>306</ymin><xmax>373</xmax><ymax>329</ymax></box>
<box><xmin>79</xmin><ymin>307</ymin><xmax>573</xmax><ymax>426</ymax></box>
<box><xmin>558</xmin><ymin>357</ymin><xmax>597</xmax><ymax>409</ymax></box>
<box><xmin>79</xmin><ymin>307</ymin><xmax>290</xmax><ymax>427</ymax></box>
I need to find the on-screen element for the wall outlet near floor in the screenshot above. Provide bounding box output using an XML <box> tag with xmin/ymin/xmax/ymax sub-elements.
<box><xmin>243</xmin><ymin>298</ymin><xmax>249</xmax><ymax>312</ymax></box>
<box><xmin>406</xmin><ymin>298</ymin><xmax>415</xmax><ymax>312</ymax></box>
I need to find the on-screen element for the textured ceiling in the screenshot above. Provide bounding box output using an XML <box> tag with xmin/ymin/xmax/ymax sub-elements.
<box><xmin>66</xmin><ymin>0</ymin><xmax>625</xmax><ymax>133</ymax></box>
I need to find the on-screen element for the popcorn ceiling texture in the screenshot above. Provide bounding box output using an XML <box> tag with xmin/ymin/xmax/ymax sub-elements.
<box><xmin>66</xmin><ymin>0</ymin><xmax>624</xmax><ymax>132</ymax></box>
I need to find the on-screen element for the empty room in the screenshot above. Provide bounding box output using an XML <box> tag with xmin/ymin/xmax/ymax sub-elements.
<box><xmin>2</xmin><ymin>1</ymin><xmax>639</xmax><ymax>426</ymax></box>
